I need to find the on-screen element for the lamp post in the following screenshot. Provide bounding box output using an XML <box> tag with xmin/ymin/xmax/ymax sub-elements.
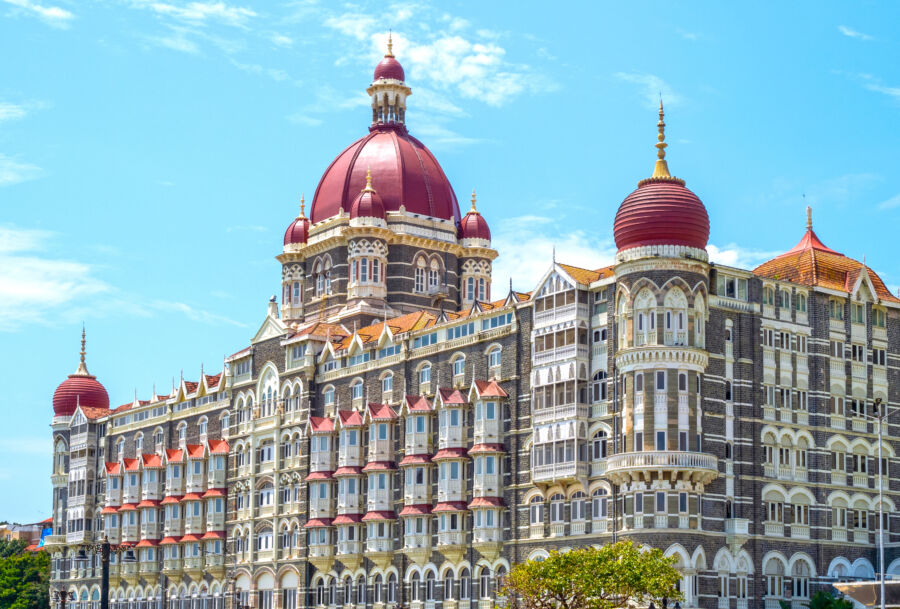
<box><xmin>51</xmin><ymin>589</ymin><xmax>76</xmax><ymax>609</ymax></box>
<box><xmin>73</xmin><ymin>537</ymin><xmax>136</xmax><ymax>609</ymax></box>
<box><xmin>871</xmin><ymin>397</ymin><xmax>898</xmax><ymax>609</ymax></box>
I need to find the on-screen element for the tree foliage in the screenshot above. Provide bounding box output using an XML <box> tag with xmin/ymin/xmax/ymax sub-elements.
<box><xmin>500</xmin><ymin>542</ymin><xmax>683</xmax><ymax>609</ymax></box>
<box><xmin>0</xmin><ymin>539</ymin><xmax>50</xmax><ymax>609</ymax></box>
<box><xmin>780</xmin><ymin>590</ymin><xmax>854</xmax><ymax>609</ymax></box>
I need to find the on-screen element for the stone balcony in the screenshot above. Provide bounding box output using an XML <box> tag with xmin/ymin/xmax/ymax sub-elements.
<box><xmin>605</xmin><ymin>451</ymin><xmax>718</xmax><ymax>485</ymax></box>
<box><xmin>531</xmin><ymin>461</ymin><xmax>589</xmax><ymax>484</ymax></box>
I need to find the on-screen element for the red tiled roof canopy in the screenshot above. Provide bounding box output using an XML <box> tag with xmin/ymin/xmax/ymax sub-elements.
<box><xmin>333</xmin><ymin>514</ymin><xmax>363</xmax><ymax>524</ymax></box>
<box><xmin>399</xmin><ymin>504</ymin><xmax>432</xmax><ymax>516</ymax></box>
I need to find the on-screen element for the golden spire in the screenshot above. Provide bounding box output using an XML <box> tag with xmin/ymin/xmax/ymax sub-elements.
<box><xmin>363</xmin><ymin>168</ymin><xmax>376</xmax><ymax>193</ymax></box>
<box><xmin>75</xmin><ymin>325</ymin><xmax>90</xmax><ymax>376</ymax></box>
<box><xmin>651</xmin><ymin>99</ymin><xmax>671</xmax><ymax>179</ymax></box>
<box><xmin>386</xmin><ymin>32</ymin><xmax>394</xmax><ymax>57</ymax></box>
<box><xmin>806</xmin><ymin>205</ymin><xmax>812</xmax><ymax>230</ymax></box>
<box><xmin>470</xmin><ymin>189</ymin><xmax>479</xmax><ymax>213</ymax></box>
<box><xmin>298</xmin><ymin>194</ymin><xmax>306</xmax><ymax>218</ymax></box>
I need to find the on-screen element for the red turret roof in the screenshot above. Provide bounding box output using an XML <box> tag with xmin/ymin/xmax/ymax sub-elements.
<box><xmin>53</xmin><ymin>330</ymin><xmax>109</xmax><ymax>417</ymax></box>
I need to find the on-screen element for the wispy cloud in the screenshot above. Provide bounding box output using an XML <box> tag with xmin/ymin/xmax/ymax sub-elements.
<box><xmin>491</xmin><ymin>216</ymin><xmax>615</xmax><ymax>293</ymax></box>
<box><xmin>139</xmin><ymin>1</ymin><xmax>256</xmax><ymax>28</ymax></box>
<box><xmin>148</xmin><ymin>300</ymin><xmax>247</xmax><ymax>327</ymax></box>
<box><xmin>677</xmin><ymin>28</ymin><xmax>699</xmax><ymax>41</ymax></box>
<box><xmin>148</xmin><ymin>25</ymin><xmax>201</xmax><ymax>53</ymax></box>
<box><xmin>270</xmin><ymin>32</ymin><xmax>292</xmax><ymax>47</ymax></box>
<box><xmin>856</xmin><ymin>73</ymin><xmax>900</xmax><ymax>103</ymax></box>
<box><xmin>0</xmin><ymin>226</ymin><xmax>110</xmax><ymax>331</ymax></box>
<box><xmin>838</xmin><ymin>25</ymin><xmax>873</xmax><ymax>41</ymax></box>
<box><xmin>2</xmin><ymin>0</ymin><xmax>73</xmax><ymax>28</ymax></box>
<box><xmin>0</xmin><ymin>154</ymin><xmax>42</xmax><ymax>186</ymax></box>
<box><xmin>877</xmin><ymin>193</ymin><xmax>900</xmax><ymax>210</ymax></box>
<box><xmin>0</xmin><ymin>102</ymin><xmax>28</xmax><ymax>122</ymax></box>
<box><xmin>707</xmin><ymin>243</ymin><xmax>781</xmax><ymax>269</ymax></box>
<box><xmin>614</xmin><ymin>72</ymin><xmax>682</xmax><ymax>109</ymax></box>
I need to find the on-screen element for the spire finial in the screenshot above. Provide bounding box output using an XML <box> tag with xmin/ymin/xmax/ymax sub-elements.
<box><xmin>806</xmin><ymin>205</ymin><xmax>812</xmax><ymax>230</ymax></box>
<box><xmin>363</xmin><ymin>167</ymin><xmax>376</xmax><ymax>193</ymax></box>
<box><xmin>651</xmin><ymin>99</ymin><xmax>671</xmax><ymax>179</ymax></box>
<box><xmin>386</xmin><ymin>31</ymin><xmax>394</xmax><ymax>57</ymax></box>
<box><xmin>470</xmin><ymin>189</ymin><xmax>478</xmax><ymax>213</ymax></box>
<box><xmin>299</xmin><ymin>194</ymin><xmax>306</xmax><ymax>218</ymax></box>
<box><xmin>74</xmin><ymin>324</ymin><xmax>90</xmax><ymax>376</ymax></box>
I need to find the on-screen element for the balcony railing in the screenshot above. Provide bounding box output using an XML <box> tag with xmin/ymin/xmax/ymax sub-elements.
<box><xmin>531</xmin><ymin>403</ymin><xmax>589</xmax><ymax>425</ymax></box>
<box><xmin>531</xmin><ymin>461</ymin><xmax>588</xmax><ymax>483</ymax></box>
<box><xmin>605</xmin><ymin>451</ymin><xmax>717</xmax><ymax>483</ymax></box>
<box><xmin>532</xmin><ymin>344</ymin><xmax>589</xmax><ymax>366</ymax></box>
<box><xmin>437</xmin><ymin>531</ymin><xmax>464</xmax><ymax>547</ymax></box>
<box><xmin>403</xmin><ymin>533</ymin><xmax>430</xmax><ymax>550</ymax></box>
<box><xmin>365</xmin><ymin>539</ymin><xmax>393</xmax><ymax>553</ymax></box>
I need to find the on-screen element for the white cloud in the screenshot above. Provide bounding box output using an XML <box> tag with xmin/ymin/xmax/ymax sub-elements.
<box><xmin>2</xmin><ymin>0</ymin><xmax>73</xmax><ymax>27</ymax></box>
<box><xmin>0</xmin><ymin>102</ymin><xmax>27</xmax><ymax>122</ymax></box>
<box><xmin>140</xmin><ymin>1</ymin><xmax>256</xmax><ymax>27</ymax></box>
<box><xmin>287</xmin><ymin>113</ymin><xmax>323</xmax><ymax>127</ymax></box>
<box><xmin>149</xmin><ymin>300</ymin><xmax>247</xmax><ymax>327</ymax></box>
<box><xmin>230</xmin><ymin>59</ymin><xmax>290</xmax><ymax>82</ymax></box>
<box><xmin>0</xmin><ymin>226</ymin><xmax>111</xmax><ymax>331</ymax></box>
<box><xmin>490</xmin><ymin>217</ymin><xmax>616</xmax><ymax>294</ymax></box>
<box><xmin>270</xmin><ymin>32</ymin><xmax>293</xmax><ymax>47</ymax></box>
<box><xmin>838</xmin><ymin>25</ymin><xmax>873</xmax><ymax>41</ymax></box>
<box><xmin>614</xmin><ymin>72</ymin><xmax>682</xmax><ymax>109</ymax></box>
<box><xmin>878</xmin><ymin>193</ymin><xmax>900</xmax><ymax>210</ymax></box>
<box><xmin>0</xmin><ymin>154</ymin><xmax>42</xmax><ymax>186</ymax></box>
<box><xmin>148</xmin><ymin>27</ymin><xmax>201</xmax><ymax>53</ymax></box>
<box><xmin>677</xmin><ymin>28</ymin><xmax>698</xmax><ymax>41</ymax></box>
<box><xmin>707</xmin><ymin>243</ymin><xmax>781</xmax><ymax>269</ymax></box>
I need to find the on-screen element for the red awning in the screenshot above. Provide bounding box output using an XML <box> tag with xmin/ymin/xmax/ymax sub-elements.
<box><xmin>433</xmin><ymin>501</ymin><xmax>468</xmax><ymax>513</ymax></box>
<box><xmin>202</xmin><ymin>488</ymin><xmax>226</xmax><ymax>498</ymax></box>
<box><xmin>159</xmin><ymin>537</ymin><xmax>181</xmax><ymax>545</ymax></box>
<box><xmin>304</xmin><ymin>518</ymin><xmax>334</xmax><ymax>528</ymax></box>
<box><xmin>137</xmin><ymin>500</ymin><xmax>160</xmax><ymax>508</ymax></box>
<box><xmin>399</xmin><ymin>504</ymin><xmax>432</xmax><ymax>516</ymax></box>
<box><xmin>201</xmin><ymin>531</ymin><xmax>226</xmax><ymax>540</ymax></box>
<box><xmin>399</xmin><ymin>454</ymin><xmax>432</xmax><ymax>465</ymax></box>
<box><xmin>135</xmin><ymin>539</ymin><xmax>160</xmax><ymax>547</ymax></box>
<box><xmin>160</xmin><ymin>496</ymin><xmax>182</xmax><ymax>505</ymax></box>
<box><xmin>305</xmin><ymin>471</ymin><xmax>334</xmax><ymax>481</ymax></box>
<box><xmin>333</xmin><ymin>514</ymin><xmax>363</xmax><ymax>525</ymax></box>
<box><xmin>362</xmin><ymin>511</ymin><xmax>396</xmax><ymax>521</ymax></box>
<box><xmin>333</xmin><ymin>466</ymin><xmax>363</xmax><ymax>477</ymax></box>
<box><xmin>468</xmin><ymin>497</ymin><xmax>504</xmax><ymax>508</ymax></box>
<box><xmin>180</xmin><ymin>534</ymin><xmax>203</xmax><ymax>542</ymax></box>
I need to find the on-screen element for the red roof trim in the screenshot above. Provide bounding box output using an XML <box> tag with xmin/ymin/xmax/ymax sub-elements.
<box><xmin>304</xmin><ymin>518</ymin><xmax>334</xmax><ymax>528</ymax></box>
<box><xmin>433</xmin><ymin>501</ymin><xmax>468</xmax><ymax>513</ymax></box>
<box><xmin>399</xmin><ymin>504</ymin><xmax>433</xmax><ymax>516</ymax></box>
<box><xmin>361</xmin><ymin>510</ymin><xmax>396</xmax><ymax>521</ymax></box>
<box><xmin>333</xmin><ymin>514</ymin><xmax>363</xmax><ymax>524</ymax></box>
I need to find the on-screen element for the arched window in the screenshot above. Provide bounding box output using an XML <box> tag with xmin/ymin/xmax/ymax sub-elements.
<box><xmin>571</xmin><ymin>491</ymin><xmax>586</xmax><ymax>521</ymax></box>
<box><xmin>134</xmin><ymin>433</ymin><xmax>143</xmax><ymax>454</ymax></box>
<box><xmin>381</xmin><ymin>372</ymin><xmax>393</xmax><ymax>394</ymax></box>
<box><xmin>452</xmin><ymin>354</ymin><xmax>465</xmax><ymax>378</ymax></box>
<box><xmin>592</xmin><ymin>488</ymin><xmax>608</xmax><ymax>519</ymax></box>
<box><xmin>444</xmin><ymin>572</ymin><xmax>455</xmax><ymax>601</ymax></box>
<box><xmin>478</xmin><ymin>277</ymin><xmax>487</xmax><ymax>301</ymax></box>
<box><xmin>459</xmin><ymin>569</ymin><xmax>471</xmax><ymax>600</ymax></box>
<box><xmin>549</xmin><ymin>494</ymin><xmax>565</xmax><ymax>522</ymax></box>
<box><xmin>387</xmin><ymin>574</ymin><xmax>397</xmax><ymax>603</ymax></box>
<box><xmin>780</xmin><ymin>290</ymin><xmax>791</xmax><ymax>309</ymax></box>
<box><xmin>466</xmin><ymin>276</ymin><xmax>475</xmax><ymax>301</ymax></box>
<box><xmin>796</xmin><ymin>293</ymin><xmax>807</xmax><ymax>313</ymax></box>
<box><xmin>415</xmin><ymin>258</ymin><xmax>426</xmax><ymax>293</ymax></box>
<box><xmin>792</xmin><ymin>562</ymin><xmax>810</xmax><ymax>599</ymax></box>
<box><xmin>428</xmin><ymin>259</ymin><xmax>440</xmax><ymax>292</ymax></box>
<box><xmin>592</xmin><ymin>431</ymin><xmax>608</xmax><ymax>460</ymax></box>
<box><xmin>529</xmin><ymin>496</ymin><xmax>544</xmax><ymax>525</ymax></box>
<box><xmin>488</xmin><ymin>347</ymin><xmax>501</xmax><ymax>369</ymax></box>
<box><xmin>116</xmin><ymin>438</ymin><xmax>125</xmax><ymax>459</ymax></box>
<box><xmin>592</xmin><ymin>371</ymin><xmax>607</xmax><ymax>402</ymax></box>
<box><xmin>425</xmin><ymin>571</ymin><xmax>436</xmax><ymax>601</ymax></box>
<box><xmin>419</xmin><ymin>364</ymin><xmax>431</xmax><ymax>386</ymax></box>
<box><xmin>410</xmin><ymin>572</ymin><xmax>421</xmax><ymax>602</ymax></box>
<box><xmin>351</xmin><ymin>379</ymin><xmax>363</xmax><ymax>401</ymax></box>
<box><xmin>765</xmin><ymin>559</ymin><xmax>784</xmax><ymax>598</ymax></box>
<box><xmin>479</xmin><ymin>568</ymin><xmax>491</xmax><ymax>599</ymax></box>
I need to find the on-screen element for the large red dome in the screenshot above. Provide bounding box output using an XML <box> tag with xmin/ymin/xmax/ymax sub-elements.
<box><xmin>53</xmin><ymin>374</ymin><xmax>110</xmax><ymax>417</ymax></box>
<box><xmin>310</xmin><ymin>125</ymin><xmax>461</xmax><ymax>224</ymax></box>
<box><xmin>613</xmin><ymin>179</ymin><xmax>709</xmax><ymax>253</ymax></box>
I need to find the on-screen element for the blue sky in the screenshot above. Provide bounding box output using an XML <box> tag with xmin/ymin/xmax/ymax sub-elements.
<box><xmin>2</xmin><ymin>0</ymin><xmax>899</xmax><ymax>522</ymax></box>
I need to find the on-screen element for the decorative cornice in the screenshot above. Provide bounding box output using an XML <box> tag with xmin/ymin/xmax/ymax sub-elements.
<box><xmin>615</xmin><ymin>346</ymin><xmax>709</xmax><ymax>374</ymax></box>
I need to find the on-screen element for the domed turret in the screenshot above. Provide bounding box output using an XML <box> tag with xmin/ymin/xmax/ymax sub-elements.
<box><xmin>613</xmin><ymin>102</ymin><xmax>709</xmax><ymax>256</ymax></box>
<box><xmin>52</xmin><ymin>328</ymin><xmax>109</xmax><ymax>417</ymax></box>
<box><xmin>283</xmin><ymin>196</ymin><xmax>310</xmax><ymax>247</ymax></box>
<box><xmin>374</xmin><ymin>34</ymin><xmax>405</xmax><ymax>81</ymax></box>
<box><xmin>349</xmin><ymin>169</ymin><xmax>387</xmax><ymax>224</ymax></box>
<box><xmin>459</xmin><ymin>190</ymin><xmax>491</xmax><ymax>242</ymax></box>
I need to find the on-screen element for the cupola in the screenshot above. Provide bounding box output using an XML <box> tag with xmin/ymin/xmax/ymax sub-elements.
<box><xmin>613</xmin><ymin>102</ymin><xmax>710</xmax><ymax>258</ymax></box>
<box><xmin>283</xmin><ymin>196</ymin><xmax>310</xmax><ymax>248</ymax></box>
<box><xmin>459</xmin><ymin>190</ymin><xmax>491</xmax><ymax>243</ymax></box>
<box><xmin>52</xmin><ymin>328</ymin><xmax>110</xmax><ymax>417</ymax></box>
<box><xmin>349</xmin><ymin>169</ymin><xmax>387</xmax><ymax>226</ymax></box>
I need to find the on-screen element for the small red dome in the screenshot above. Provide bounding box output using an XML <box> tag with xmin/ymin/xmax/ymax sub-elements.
<box><xmin>284</xmin><ymin>197</ymin><xmax>310</xmax><ymax>246</ymax></box>
<box><xmin>459</xmin><ymin>192</ymin><xmax>491</xmax><ymax>240</ymax></box>
<box><xmin>613</xmin><ymin>179</ymin><xmax>709</xmax><ymax>253</ymax></box>
<box><xmin>53</xmin><ymin>374</ymin><xmax>110</xmax><ymax>417</ymax></box>
<box><xmin>350</xmin><ymin>172</ymin><xmax>386</xmax><ymax>220</ymax></box>
<box><xmin>53</xmin><ymin>330</ymin><xmax>109</xmax><ymax>417</ymax></box>
<box><xmin>374</xmin><ymin>55</ymin><xmax>404</xmax><ymax>82</ymax></box>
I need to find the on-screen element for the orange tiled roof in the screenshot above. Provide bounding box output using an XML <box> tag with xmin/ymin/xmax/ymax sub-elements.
<box><xmin>123</xmin><ymin>458</ymin><xmax>140</xmax><ymax>472</ymax></box>
<box><xmin>183</xmin><ymin>381</ymin><xmax>198</xmax><ymax>393</ymax></box>
<box><xmin>205</xmin><ymin>374</ymin><xmax>222</xmax><ymax>388</ymax></box>
<box><xmin>309</xmin><ymin>416</ymin><xmax>334</xmax><ymax>433</ymax></box>
<box><xmin>337</xmin><ymin>410</ymin><xmax>364</xmax><ymax>427</ymax></box>
<box><xmin>105</xmin><ymin>462</ymin><xmax>122</xmax><ymax>475</ymax></box>
<box><xmin>165</xmin><ymin>448</ymin><xmax>184</xmax><ymax>461</ymax></box>
<box><xmin>207</xmin><ymin>439</ymin><xmax>229</xmax><ymax>454</ymax></box>
<box><xmin>472</xmin><ymin>379</ymin><xmax>508</xmax><ymax>398</ymax></box>
<box><xmin>404</xmin><ymin>395</ymin><xmax>432</xmax><ymax>412</ymax></box>
<box><xmin>185</xmin><ymin>444</ymin><xmax>205</xmax><ymax>459</ymax></box>
<box><xmin>754</xmin><ymin>227</ymin><xmax>900</xmax><ymax>303</ymax></box>
<box><xmin>80</xmin><ymin>406</ymin><xmax>110</xmax><ymax>420</ymax></box>
<box><xmin>367</xmin><ymin>403</ymin><xmax>397</xmax><ymax>420</ymax></box>
<box><xmin>558</xmin><ymin>263</ymin><xmax>614</xmax><ymax>285</ymax></box>
<box><xmin>141</xmin><ymin>454</ymin><xmax>162</xmax><ymax>468</ymax></box>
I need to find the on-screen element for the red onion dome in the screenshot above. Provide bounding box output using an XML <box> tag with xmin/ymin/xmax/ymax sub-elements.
<box><xmin>283</xmin><ymin>196</ymin><xmax>310</xmax><ymax>246</ymax></box>
<box><xmin>310</xmin><ymin>127</ymin><xmax>460</xmax><ymax>224</ymax></box>
<box><xmin>613</xmin><ymin>102</ymin><xmax>709</xmax><ymax>253</ymax></box>
<box><xmin>53</xmin><ymin>329</ymin><xmax>109</xmax><ymax>417</ymax></box>
<box><xmin>459</xmin><ymin>190</ymin><xmax>491</xmax><ymax>241</ymax></box>
<box><xmin>350</xmin><ymin>170</ymin><xmax>386</xmax><ymax>219</ymax></box>
<box><xmin>374</xmin><ymin>36</ymin><xmax>404</xmax><ymax>81</ymax></box>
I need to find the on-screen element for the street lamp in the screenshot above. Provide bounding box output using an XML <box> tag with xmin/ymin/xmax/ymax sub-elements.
<box><xmin>871</xmin><ymin>397</ymin><xmax>898</xmax><ymax>609</ymax></box>
<box><xmin>51</xmin><ymin>589</ymin><xmax>76</xmax><ymax>609</ymax></box>
<box><xmin>73</xmin><ymin>536</ymin><xmax>135</xmax><ymax>609</ymax></box>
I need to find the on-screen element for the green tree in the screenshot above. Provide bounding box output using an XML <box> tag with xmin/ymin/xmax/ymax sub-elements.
<box><xmin>0</xmin><ymin>539</ymin><xmax>50</xmax><ymax>609</ymax></box>
<box><xmin>780</xmin><ymin>590</ymin><xmax>853</xmax><ymax>609</ymax></box>
<box><xmin>500</xmin><ymin>541</ymin><xmax>683</xmax><ymax>609</ymax></box>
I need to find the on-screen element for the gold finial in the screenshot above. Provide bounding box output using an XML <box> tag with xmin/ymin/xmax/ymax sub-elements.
<box><xmin>363</xmin><ymin>168</ymin><xmax>376</xmax><ymax>193</ymax></box>
<box><xmin>75</xmin><ymin>324</ymin><xmax>90</xmax><ymax>376</ymax></box>
<box><xmin>299</xmin><ymin>194</ymin><xmax>306</xmax><ymax>218</ymax></box>
<box><xmin>386</xmin><ymin>32</ymin><xmax>394</xmax><ymax>57</ymax></box>
<box><xmin>651</xmin><ymin>99</ymin><xmax>671</xmax><ymax>179</ymax></box>
<box><xmin>470</xmin><ymin>189</ymin><xmax>479</xmax><ymax>213</ymax></box>
<box><xmin>806</xmin><ymin>205</ymin><xmax>812</xmax><ymax>230</ymax></box>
